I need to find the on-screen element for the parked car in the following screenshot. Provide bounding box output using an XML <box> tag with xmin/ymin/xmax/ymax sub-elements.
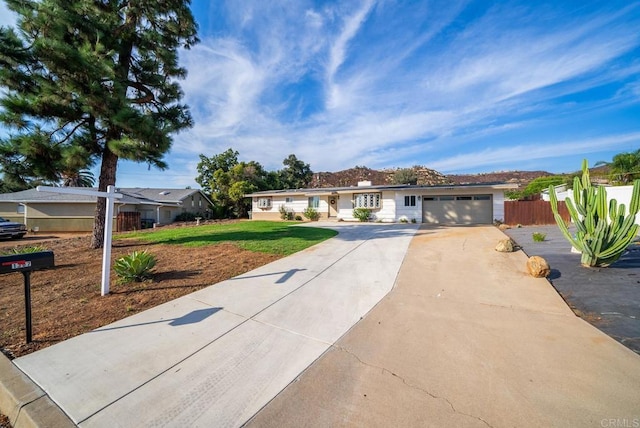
<box><xmin>0</xmin><ymin>217</ymin><xmax>27</xmax><ymax>240</ymax></box>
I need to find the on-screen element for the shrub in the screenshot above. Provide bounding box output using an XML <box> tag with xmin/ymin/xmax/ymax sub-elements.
<box><xmin>303</xmin><ymin>207</ymin><xmax>320</xmax><ymax>221</ymax></box>
<box><xmin>279</xmin><ymin>205</ymin><xmax>294</xmax><ymax>220</ymax></box>
<box><xmin>399</xmin><ymin>217</ymin><xmax>409</xmax><ymax>223</ymax></box>
<box><xmin>353</xmin><ymin>208</ymin><xmax>371</xmax><ymax>222</ymax></box>
<box><xmin>294</xmin><ymin>215</ymin><xmax>303</xmax><ymax>221</ymax></box>
<box><xmin>411</xmin><ymin>218</ymin><xmax>417</xmax><ymax>224</ymax></box>
<box><xmin>532</xmin><ymin>232</ymin><xmax>546</xmax><ymax>242</ymax></box>
<box><xmin>175</xmin><ymin>212</ymin><xmax>199</xmax><ymax>222</ymax></box>
<box><xmin>114</xmin><ymin>250</ymin><xmax>157</xmax><ymax>283</ymax></box>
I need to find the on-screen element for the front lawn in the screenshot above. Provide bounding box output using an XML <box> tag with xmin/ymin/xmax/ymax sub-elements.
<box><xmin>120</xmin><ymin>220</ymin><xmax>337</xmax><ymax>255</ymax></box>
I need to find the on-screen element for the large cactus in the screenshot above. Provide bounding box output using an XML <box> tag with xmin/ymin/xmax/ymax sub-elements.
<box><xmin>549</xmin><ymin>159</ymin><xmax>640</xmax><ymax>267</ymax></box>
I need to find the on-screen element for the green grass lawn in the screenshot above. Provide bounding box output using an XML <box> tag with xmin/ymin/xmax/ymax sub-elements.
<box><xmin>118</xmin><ymin>221</ymin><xmax>338</xmax><ymax>255</ymax></box>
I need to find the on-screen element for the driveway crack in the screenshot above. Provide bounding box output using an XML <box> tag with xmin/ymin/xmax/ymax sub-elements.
<box><xmin>333</xmin><ymin>345</ymin><xmax>494</xmax><ymax>428</ymax></box>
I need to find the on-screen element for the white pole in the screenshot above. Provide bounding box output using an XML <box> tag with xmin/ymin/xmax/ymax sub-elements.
<box><xmin>101</xmin><ymin>186</ymin><xmax>116</xmax><ymax>296</ymax></box>
<box><xmin>36</xmin><ymin>185</ymin><xmax>123</xmax><ymax>296</ymax></box>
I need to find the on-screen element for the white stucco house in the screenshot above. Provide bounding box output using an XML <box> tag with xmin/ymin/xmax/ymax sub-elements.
<box><xmin>247</xmin><ymin>181</ymin><xmax>517</xmax><ymax>224</ymax></box>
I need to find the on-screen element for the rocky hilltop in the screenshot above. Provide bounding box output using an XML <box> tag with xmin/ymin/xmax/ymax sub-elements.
<box><xmin>447</xmin><ymin>170</ymin><xmax>552</xmax><ymax>186</ymax></box>
<box><xmin>309</xmin><ymin>166</ymin><xmax>552</xmax><ymax>188</ymax></box>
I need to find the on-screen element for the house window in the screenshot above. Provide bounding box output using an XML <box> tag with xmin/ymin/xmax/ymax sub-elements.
<box><xmin>285</xmin><ymin>197</ymin><xmax>293</xmax><ymax>203</ymax></box>
<box><xmin>257</xmin><ymin>197</ymin><xmax>272</xmax><ymax>208</ymax></box>
<box><xmin>308</xmin><ymin>196</ymin><xmax>320</xmax><ymax>208</ymax></box>
<box><xmin>16</xmin><ymin>204</ymin><xmax>25</xmax><ymax>214</ymax></box>
<box><xmin>404</xmin><ymin>195</ymin><xmax>416</xmax><ymax>207</ymax></box>
<box><xmin>353</xmin><ymin>193</ymin><xmax>381</xmax><ymax>209</ymax></box>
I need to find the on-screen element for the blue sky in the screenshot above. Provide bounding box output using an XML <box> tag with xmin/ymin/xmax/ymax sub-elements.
<box><xmin>2</xmin><ymin>1</ymin><xmax>640</xmax><ymax>188</ymax></box>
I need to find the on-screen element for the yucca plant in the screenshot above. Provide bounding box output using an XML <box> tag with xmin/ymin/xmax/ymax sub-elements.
<box><xmin>549</xmin><ymin>159</ymin><xmax>640</xmax><ymax>267</ymax></box>
<box><xmin>1</xmin><ymin>245</ymin><xmax>48</xmax><ymax>255</ymax></box>
<box><xmin>114</xmin><ymin>250</ymin><xmax>157</xmax><ymax>283</ymax></box>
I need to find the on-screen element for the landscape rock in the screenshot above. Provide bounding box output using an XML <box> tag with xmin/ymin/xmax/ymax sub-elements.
<box><xmin>527</xmin><ymin>256</ymin><xmax>551</xmax><ymax>278</ymax></box>
<box><xmin>495</xmin><ymin>239</ymin><xmax>516</xmax><ymax>252</ymax></box>
<box><xmin>498</xmin><ymin>224</ymin><xmax>511</xmax><ymax>231</ymax></box>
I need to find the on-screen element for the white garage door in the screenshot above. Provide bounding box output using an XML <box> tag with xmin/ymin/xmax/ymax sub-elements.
<box><xmin>422</xmin><ymin>195</ymin><xmax>493</xmax><ymax>224</ymax></box>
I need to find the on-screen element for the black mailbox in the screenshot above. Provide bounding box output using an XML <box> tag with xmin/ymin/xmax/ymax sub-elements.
<box><xmin>0</xmin><ymin>251</ymin><xmax>54</xmax><ymax>343</ymax></box>
<box><xmin>0</xmin><ymin>251</ymin><xmax>54</xmax><ymax>274</ymax></box>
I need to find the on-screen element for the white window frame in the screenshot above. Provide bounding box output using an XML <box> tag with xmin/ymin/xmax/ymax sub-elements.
<box><xmin>257</xmin><ymin>197</ymin><xmax>272</xmax><ymax>208</ymax></box>
<box><xmin>353</xmin><ymin>193</ymin><xmax>381</xmax><ymax>209</ymax></box>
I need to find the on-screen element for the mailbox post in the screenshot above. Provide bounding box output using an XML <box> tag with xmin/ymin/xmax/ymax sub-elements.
<box><xmin>0</xmin><ymin>251</ymin><xmax>55</xmax><ymax>343</ymax></box>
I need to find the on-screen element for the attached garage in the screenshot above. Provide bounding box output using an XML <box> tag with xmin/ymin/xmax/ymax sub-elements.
<box><xmin>422</xmin><ymin>195</ymin><xmax>493</xmax><ymax>224</ymax></box>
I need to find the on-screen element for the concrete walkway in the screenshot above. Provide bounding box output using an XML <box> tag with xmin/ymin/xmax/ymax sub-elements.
<box><xmin>248</xmin><ymin>226</ymin><xmax>640</xmax><ymax>427</ymax></box>
<box><xmin>5</xmin><ymin>223</ymin><xmax>418</xmax><ymax>427</ymax></box>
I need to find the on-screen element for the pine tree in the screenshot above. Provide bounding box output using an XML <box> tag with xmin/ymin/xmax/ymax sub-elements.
<box><xmin>0</xmin><ymin>0</ymin><xmax>198</xmax><ymax>248</ymax></box>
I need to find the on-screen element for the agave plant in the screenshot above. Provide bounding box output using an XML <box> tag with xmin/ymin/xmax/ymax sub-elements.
<box><xmin>549</xmin><ymin>159</ymin><xmax>640</xmax><ymax>267</ymax></box>
<box><xmin>113</xmin><ymin>250</ymin><xmax>157</xmax><ymax>282</ymax></box>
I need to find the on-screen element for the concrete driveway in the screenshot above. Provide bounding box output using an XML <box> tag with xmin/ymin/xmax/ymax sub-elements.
<box><xmin>5</xmin><ymin>223</ymin><xmax>418</xmax><ymax>427</ymax></box>
<box><xmin>248</xmin><ymin>226</ymin><xmax>640</xmax><ymax>427</ymax></box>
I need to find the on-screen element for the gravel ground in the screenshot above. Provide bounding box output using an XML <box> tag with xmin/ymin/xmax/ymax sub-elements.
<box><xmin>505</xmin><ymin>225</ymin><xmax>640</xmax><ymax>354</ymax></box>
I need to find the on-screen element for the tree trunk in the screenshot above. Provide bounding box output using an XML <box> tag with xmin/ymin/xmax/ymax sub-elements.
<box><xmin>90</xmin><ymin>148</ymin><xmax>118</xmax><ymax>249</ymax></box>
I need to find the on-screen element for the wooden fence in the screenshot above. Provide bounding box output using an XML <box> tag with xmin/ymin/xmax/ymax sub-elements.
<box><xmin>504</xmin><ymin>200</ymin><xmax>570</xmax><ymax>226</ymax></box>
<box><xmin>117</xmin><ymin>212</ymin><xmax>141</xmax><ymax>232</ymax></box>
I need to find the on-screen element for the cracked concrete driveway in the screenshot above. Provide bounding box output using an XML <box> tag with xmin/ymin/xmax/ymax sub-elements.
<box><xmin>247</xmin><ymin>226</ymin><xmax>640</xmax><ymax>427</ymax></box>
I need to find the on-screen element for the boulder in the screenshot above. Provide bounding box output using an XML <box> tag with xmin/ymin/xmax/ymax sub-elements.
<box><xmin>498</xmin><ymin>224</ymin><xmax>511</xmax><ymax>231</ymax></box>
<box><xmin>527</xmin><ymin>256</ymin><xmax>550</xmax><ymax>278</ymax></box>
<box><xmin>495</xmin><ymin>239</ymin><xmax>515</xmax><ymax>252</ymax></box>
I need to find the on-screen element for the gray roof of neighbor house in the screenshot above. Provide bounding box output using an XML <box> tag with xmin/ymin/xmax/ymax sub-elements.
<box><xmin>0</xmin><ymin>187</ymin><xmax>213</xmax><ymax>207</ymax></box>
<box><xmin>245</xmin><ymin>182</ymin><xmax>517</xmax><ymax>197</ymax></box>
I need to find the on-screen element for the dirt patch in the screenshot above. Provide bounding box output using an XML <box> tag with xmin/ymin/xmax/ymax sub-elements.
<box><xmin>0</xmin><ymin>233</ymin><xmax>280</xmax><ymax>359</ymax></box>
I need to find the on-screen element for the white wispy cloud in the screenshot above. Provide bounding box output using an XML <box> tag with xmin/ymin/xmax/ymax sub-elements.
<box><xmin>429</xmin><ymin>132</ymin><xmax>640</xmax><ymax>172</ymax></box>
<box><xmin>167</xmin><ymin>0</ymin><xmax>640</xmax><ymax>180</ymax></box>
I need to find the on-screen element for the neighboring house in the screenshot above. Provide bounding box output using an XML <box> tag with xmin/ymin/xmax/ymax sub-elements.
<box><xmin>0</xmin><ymin>187</ymin><xmax>214</xmax><ymax>232</ymax></box>
<box><xmin>246</xmin><ymin>181</ymin><xmax>517</xmax><ymax>224</ymax></box>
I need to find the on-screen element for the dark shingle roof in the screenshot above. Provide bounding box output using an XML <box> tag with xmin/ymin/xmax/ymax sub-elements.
<box><xmin>0</xmin><ymin>187</ymin><xmax>210</xmax><ymax>206</ymax></box>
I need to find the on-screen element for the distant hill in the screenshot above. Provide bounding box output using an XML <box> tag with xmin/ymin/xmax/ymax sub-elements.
<box><xmin>446</xmin><ymin>170</ymin><xmax>553</xmax><ymax>186</ymax></box>
<box><xmin>308</xmin><ymin>166</ymin><xmax>558</xmax><ymax>188</ymax></box>
<box><xmin>309</xmin><ymin>166</ymin><xmax>450</xmax><ymax>188</ymax></box>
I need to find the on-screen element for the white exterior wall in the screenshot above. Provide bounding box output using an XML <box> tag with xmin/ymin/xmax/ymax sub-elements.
<box><xmin>278</xmin><ymin>196</ymin><xmax>309</xmax><ymax>216</ymax></box>
<box><xmin>337</xmin><ymin>195</ymin><xmax>354</xmax><ymax>220</ymax></box>
<box><xmin>251</xmin><ymin>194</ymin><xmax>331</xmax><ymax>219</ymax></box>
<box><xmin>372</xmin><ymin>191</ymin><xmax>396</xmax><ymax>222</ymax></box>
<box><xmin>492</xmin><ymin>190</ymin><xmax>506</xmax><ymax>222</ymax></box>
<box><xmin>337</xmin><ymin>191</ymin><xmax>395</xmax><ymax>222</ymax></box>
<box><xmin>395</xmin><ymin>191</ymin><xmax>423</xmax><ymax>223</ymax></box>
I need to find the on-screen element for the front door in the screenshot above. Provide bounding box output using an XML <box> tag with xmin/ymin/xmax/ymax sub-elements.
<box><xmin>329</xmin><ymin>196</ymin><xmax>338</xmax><ymax>217</ymax></box>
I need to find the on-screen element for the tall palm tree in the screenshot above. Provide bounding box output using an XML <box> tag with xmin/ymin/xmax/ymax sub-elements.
<box><xmin>60</xmin><ymin>169</ymin><xmax>96</xmax><ymax>187</ymax></box>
